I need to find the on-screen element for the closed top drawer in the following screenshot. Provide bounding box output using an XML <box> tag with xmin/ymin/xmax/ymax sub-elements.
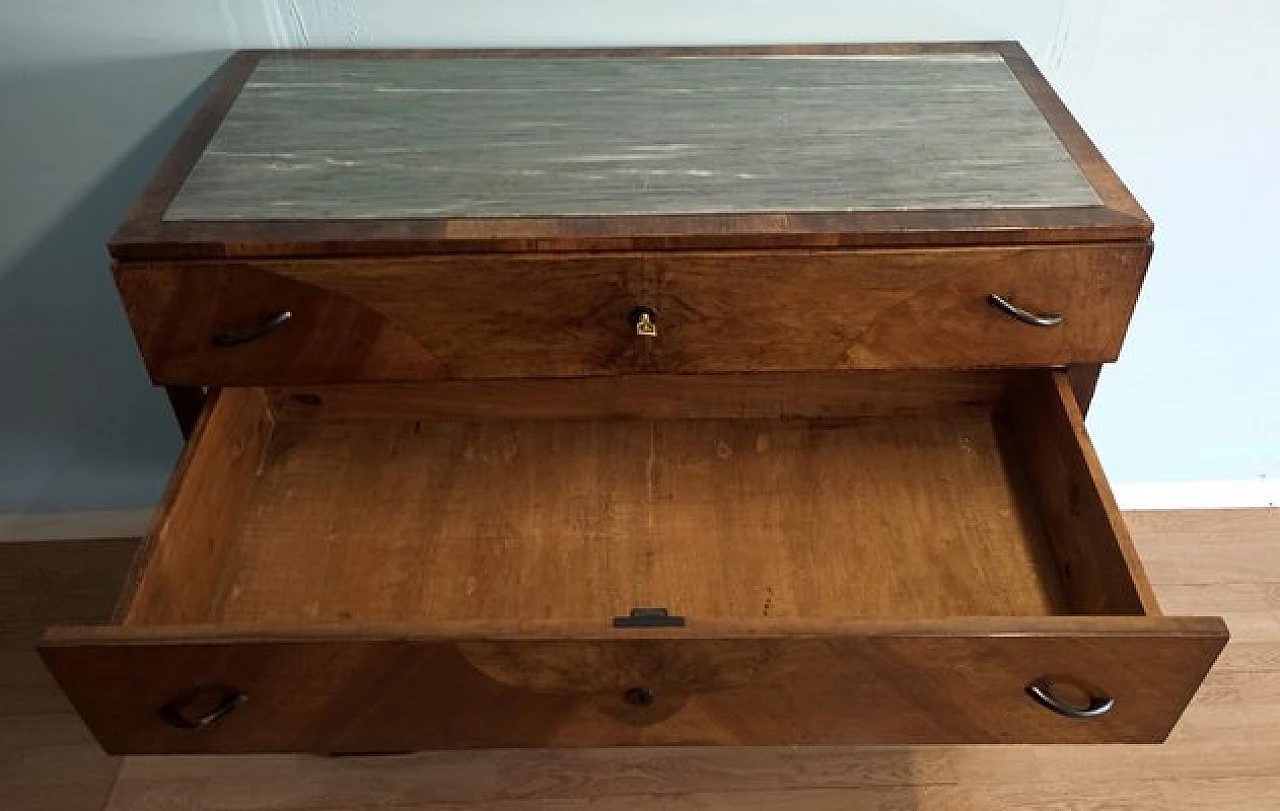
<box><xmin>116</xmin><ymin>242</ymin><xmax>1149</xmax><ymax>385</ymax></box>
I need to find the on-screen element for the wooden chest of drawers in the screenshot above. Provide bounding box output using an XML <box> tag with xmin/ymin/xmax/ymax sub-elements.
<box><xmin>41</xmin><ymin>42</ymin><xmax>1226</xmax><ymax>753</ymax></box>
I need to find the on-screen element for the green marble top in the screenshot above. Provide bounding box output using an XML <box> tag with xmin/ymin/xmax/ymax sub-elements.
<box><xmin>165</xmin><ymin>54</ymin><xmax>1100</xmax><ymax>221</ymax></box>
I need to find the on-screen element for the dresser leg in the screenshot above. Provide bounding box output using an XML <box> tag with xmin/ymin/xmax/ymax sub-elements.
<box><xmin>1067</xmin><ymin>364</ymin><xmax>1102</xmax><ymax>416</ymax></box>
<box><xmin>165</xmin><ymin>386</ymin><xmax>207</xmax><ymax>440</ymax></box>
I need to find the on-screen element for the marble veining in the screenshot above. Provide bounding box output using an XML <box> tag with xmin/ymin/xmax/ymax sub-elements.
<box><xmin>164</xmin><ymin>55</ymin><xmax>1101</xmax><ymax>221</ymax></box>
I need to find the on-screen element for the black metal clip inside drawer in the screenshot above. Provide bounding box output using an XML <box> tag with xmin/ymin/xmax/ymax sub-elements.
<box><xmin>613</xmin><ymin>607</ymin><xmax>685</xmax><ymax>628</ymax></box>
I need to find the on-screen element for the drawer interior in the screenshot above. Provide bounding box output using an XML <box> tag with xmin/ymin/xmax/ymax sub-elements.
<box><xmin>119</xmin><ymin>371</ymin><xmax>1154</xmax><ymax>627</ymax></box>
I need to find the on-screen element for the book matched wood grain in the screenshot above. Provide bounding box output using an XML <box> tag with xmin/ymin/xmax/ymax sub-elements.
<box><xmin>108</xmin><ymin>43</ymin><xmax>1150</xmax><ymax>262</ymax></box>
<box><xmin>41</xmin><ymin>618</ymin><xmax>1225</xmax><ymax>753</ymax></box>
<box><xmin>116</xmin><ymin>242</ymin><xmax>1149</xmax><ymax>386</ymax></box>
<box><xmin>114</xmin><ymin>260</ymin><xmax>441</xmax><ymax>385</ymax></box>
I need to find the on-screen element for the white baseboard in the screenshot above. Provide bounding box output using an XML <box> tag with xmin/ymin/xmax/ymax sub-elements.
<box><xmin>0</xmin><ymin>510</ymin><xmax>152</xmax><ymax>542</ymax></box>
<box><xmin>1113</xmin><ymin>479</ymin><xmax>1280</xmax><ymax>511</ymax></box>
<box><xmin>0</xmin><ymin>482</ymin><xmax>1274</xmax><ymax>541</ymax></box>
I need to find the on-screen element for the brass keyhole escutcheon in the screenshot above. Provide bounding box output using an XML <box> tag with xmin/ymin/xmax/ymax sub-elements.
<box><xmin>629</xmin><ymin>306</ymin><xmax>658</xmax><ymax>338</ymax></box>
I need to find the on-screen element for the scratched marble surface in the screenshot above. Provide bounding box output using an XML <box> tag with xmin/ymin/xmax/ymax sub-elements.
<box><xmin>164</xmin><ymin>55</ymin><xmax>1100</xmax><ymax>221</ymax></box>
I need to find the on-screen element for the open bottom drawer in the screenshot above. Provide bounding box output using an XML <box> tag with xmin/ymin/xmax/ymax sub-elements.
<box><xmin>41</xmin><ymin>371</ymin><xmax>1226</xmax><ymax>752</ymax></box>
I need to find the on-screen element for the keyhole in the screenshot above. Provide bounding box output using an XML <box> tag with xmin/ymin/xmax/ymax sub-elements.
<box><xmin>623</xmin><ymin>686</ymin><xmax>656</xmax><ymax>707</ymax></box>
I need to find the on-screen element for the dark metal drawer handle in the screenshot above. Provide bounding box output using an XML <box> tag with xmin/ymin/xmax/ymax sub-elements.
<box><xmin>1027</xmin><ymin>677</ymin><xmax>1114</xmax><ymax>719</ymax></box>
<box><xmin>159</xmin><ymin>686</ymin><xmax>248</xmax><ymax>730</ymax></box>
<box><xmin>211</xmin><ymin>310</ymin><xmax>293</xmax><ymax>347</ymax></box>
<box><xmin>988</xmin><ymin>294</ymin><xmax>1063</xmax><ymax>327</ymax></box>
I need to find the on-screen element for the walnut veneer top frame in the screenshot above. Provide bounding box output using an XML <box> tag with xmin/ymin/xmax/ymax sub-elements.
<box><xmin>109</xmin><ymin>42</ymin><xmax>1150</xmax><ymax>261</ymax></box>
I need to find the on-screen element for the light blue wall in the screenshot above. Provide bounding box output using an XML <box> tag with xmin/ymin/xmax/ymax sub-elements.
<box><xmin>1</xmin><ymin>0</ymin><xmax>1276</xmax><ymax>510</ymax></box>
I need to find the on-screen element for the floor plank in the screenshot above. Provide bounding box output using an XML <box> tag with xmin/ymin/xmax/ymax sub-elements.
<box><xmin>0</xmin><ymin>538</ymin><xmax>136</xmax><ymax>641</ymax></box>
<box><xmin>2</xmin><ymin>511</ymin><xmax>1278</xmax><ymax>810</ymax></box>
<box><xmin>0</xmin><ymin>539</ymin><xmax>135</xmax><ymax>811</ymax></box>
<box><xmin>1128</xmin><ymin>509</ymin><xmax>1280</xmax><ymax>586</ymax></box>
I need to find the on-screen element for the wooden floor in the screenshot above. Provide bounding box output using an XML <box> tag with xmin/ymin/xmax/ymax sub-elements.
<box><xmin>0</xmin><ymin>539</ymin><xmax>136</xmax><ymax>811</ymax></box>
<box><xmin>2</xmin><ymin>509</ymin><xmax>1277</xmax><ymax>810</ymax></box>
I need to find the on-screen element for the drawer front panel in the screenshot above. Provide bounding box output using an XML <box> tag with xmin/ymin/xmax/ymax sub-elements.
<box><xmin>42</xmin><ymin>620</ymin><xmax>1223</xmax><ymax>753</ymax></box>
<box><xmin>114</xmin><ymin>262</ymin><xmax>442</xmax><ymax>385</ymax></box>
<box><xmin>116</xmin><ymin>243</ymin><xmax>1148</xmax><ymax>385</ymax></box>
